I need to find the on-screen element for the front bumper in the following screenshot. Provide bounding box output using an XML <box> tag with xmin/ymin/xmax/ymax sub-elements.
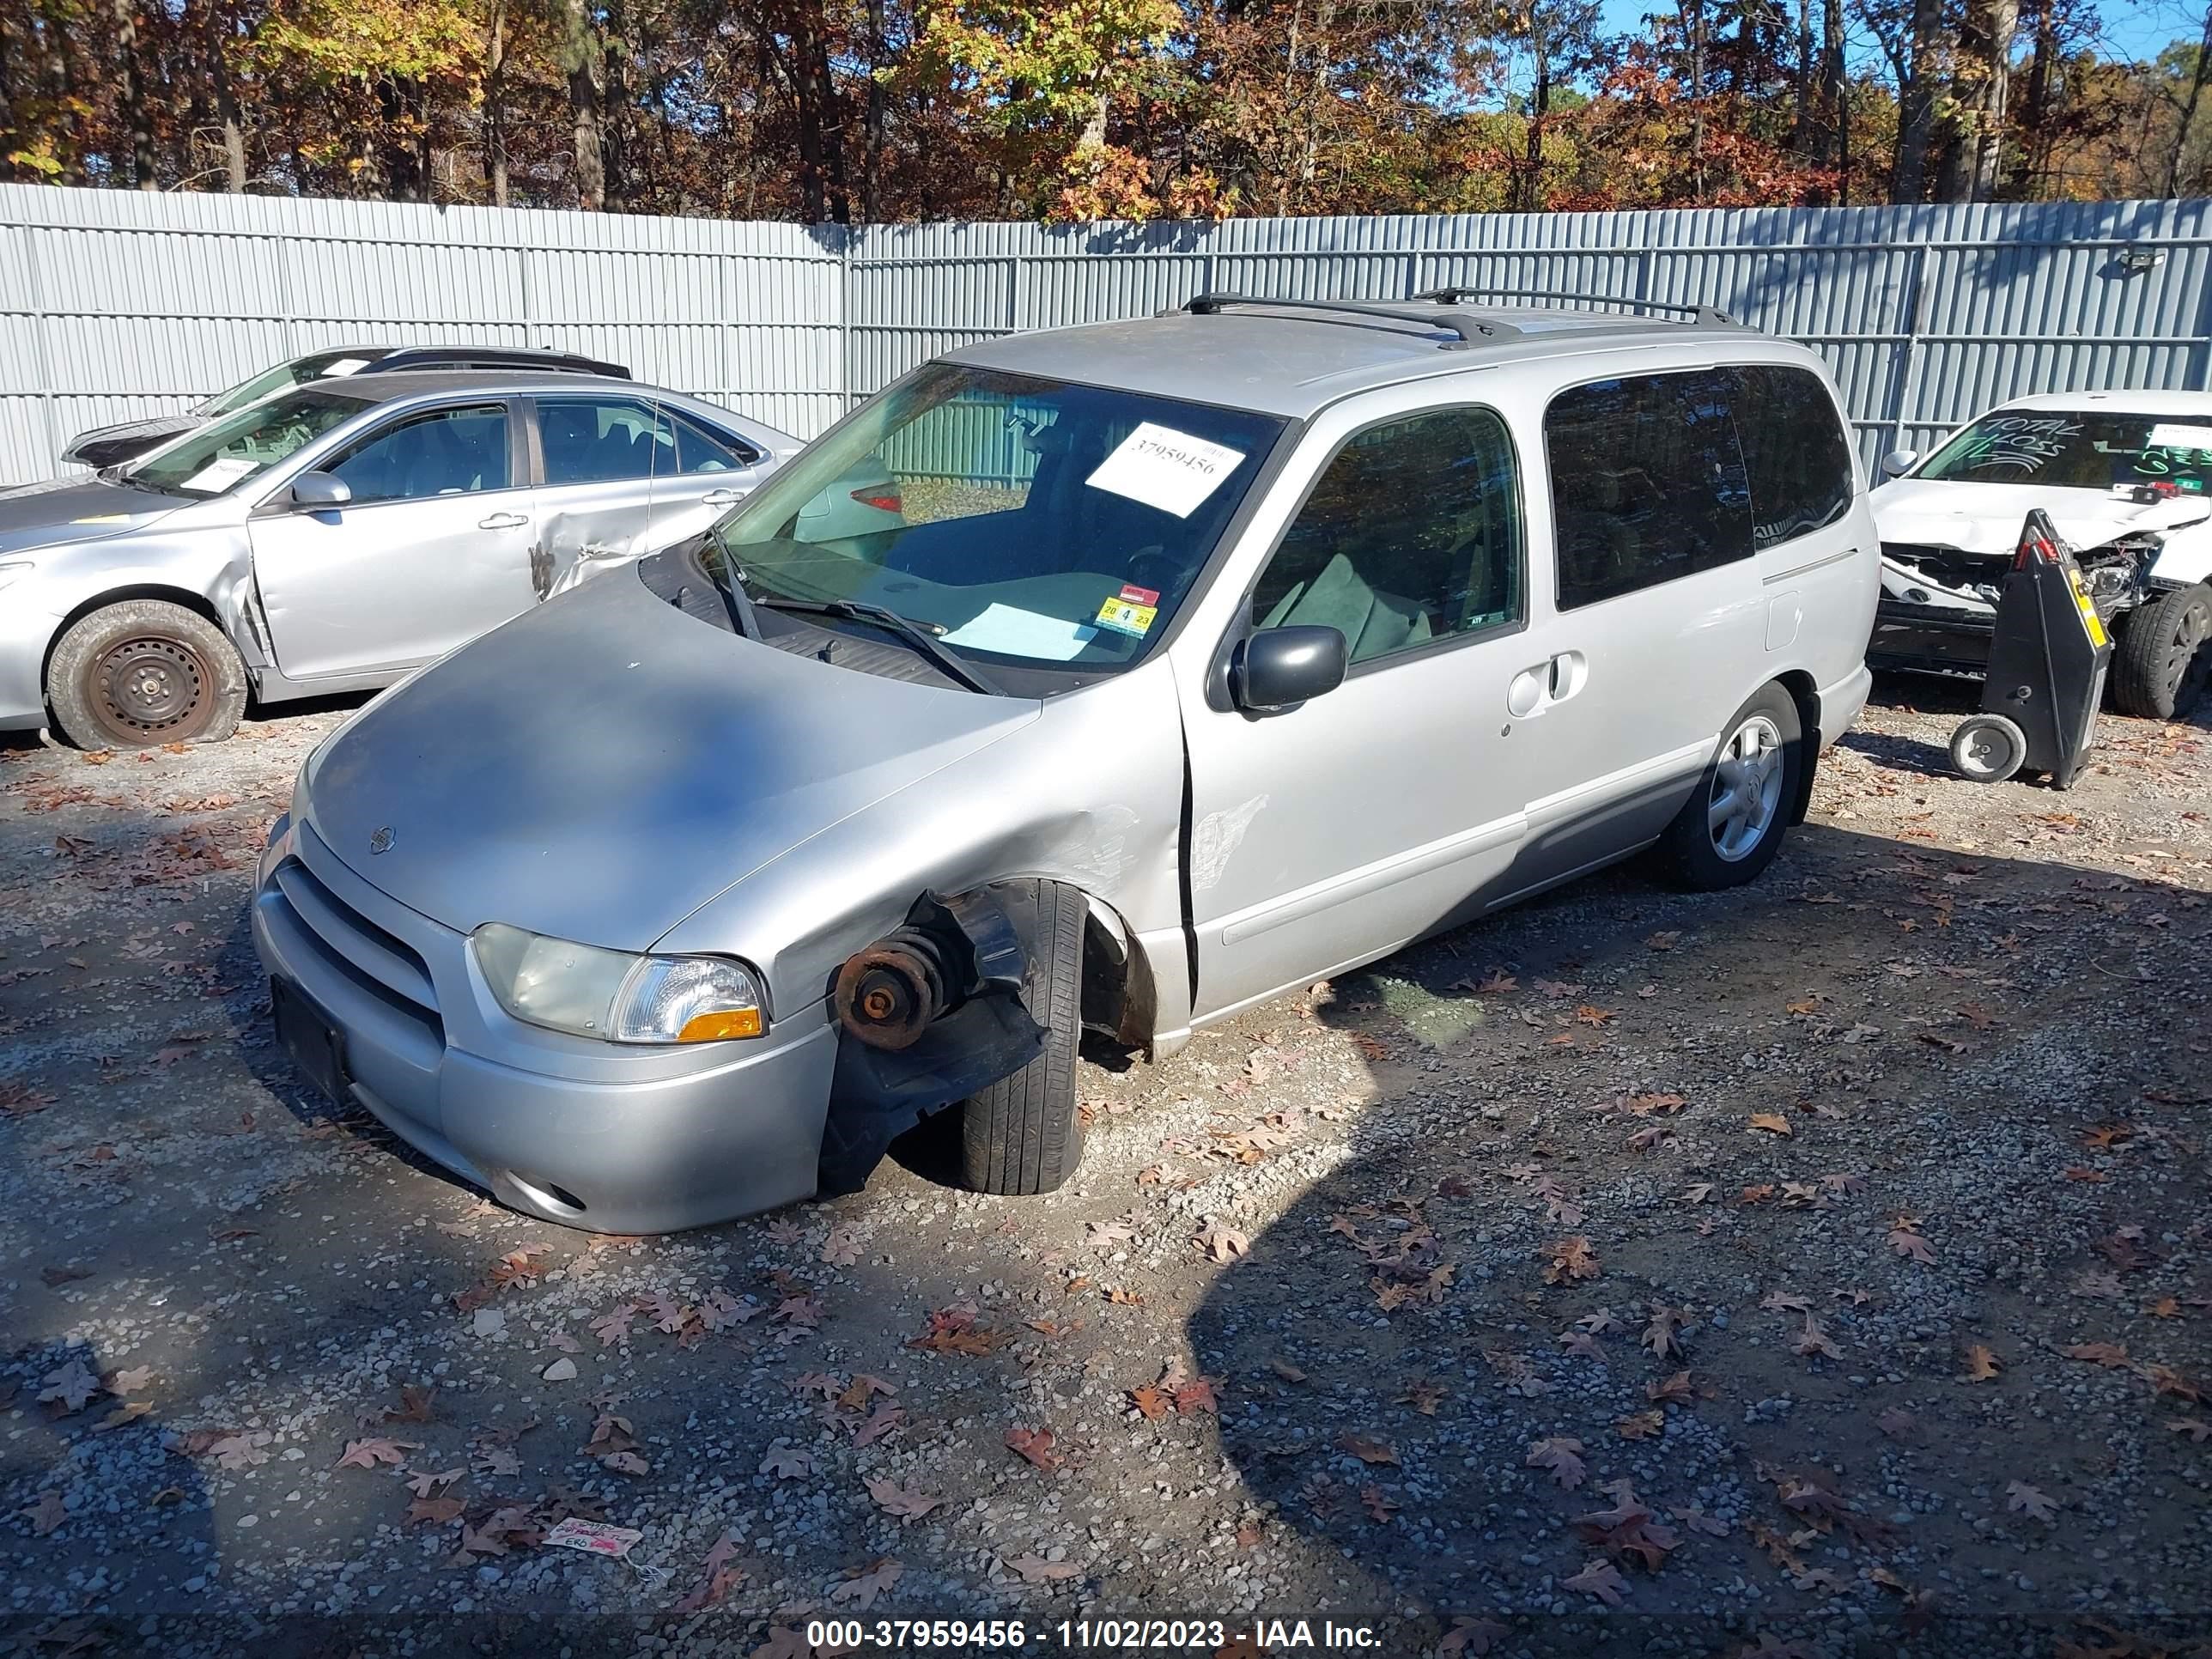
<box><xmin>252</xmin><ymin>812</ymin><xmax>836</xmax><ymax>1233</ymax></box>
<box><xmin>1869</xmin><ymin>597</ymin><xmax>1997</xmax><ymax>678</ymax></box>
<box><xmin>0</xmin><ymin>580</ymin><xmax>61</xmax><ymax>730</ymax></box>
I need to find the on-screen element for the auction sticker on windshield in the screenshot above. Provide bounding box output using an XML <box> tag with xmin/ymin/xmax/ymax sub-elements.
<box><xmin>1085</xmin><ymin>422</ymin><xmax>1245</xmax><ymax>519</ymax></box>
<box><xmin>179</xmin><ymin>456</ymin><xmax>259</xmax><ymax>494</ymax></box>
<box><xmin>2148</xmin><ymin>422</ymin><xmax>2212</xmax><ymax>453</ymax></box>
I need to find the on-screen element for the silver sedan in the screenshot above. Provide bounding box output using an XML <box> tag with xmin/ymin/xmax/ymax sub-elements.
<box><xmin>0</xmin><ymin>372</ymin><xmax>799</xmax><ymax>749</ymax></box>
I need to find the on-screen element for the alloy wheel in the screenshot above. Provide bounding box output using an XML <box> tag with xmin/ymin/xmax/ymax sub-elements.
<box><xmin>1707</xmin><ymin>714</ymin><xmax>1784</xmax><ymax>862</ymax></box>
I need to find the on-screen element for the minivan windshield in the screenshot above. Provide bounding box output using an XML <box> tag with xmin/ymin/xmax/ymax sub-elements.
<box><xmin>1917</xmin><ymin>410</ymin><xmax>2212</xmax><ymax>492</ymax></box>
<box><xmin>705</xmin><ymin>363</ymin><xmax>1285</xmax><ymax>673</ymax></box>
<box><xmin>126</xmin><ymin>387</ymin><xmax>369</xmax><ymax>496</ymax></box>
<box><xmin>201</xmin><ymin>349</ymin><xmax>385</xmax><ymax>416</ymax></box>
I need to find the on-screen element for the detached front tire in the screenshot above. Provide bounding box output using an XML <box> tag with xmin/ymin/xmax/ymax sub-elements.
<box><xmin>46</xmin><ymin>599</ymin><xmax>246</xmax><ymax>750</ymax></box>
<box><xmin>1658</xmin><ymin>683</ymin><xmax>1803</xmax><ymax>890</ymax></box>
<box><xmin>2111</xmin><ymin>582</ymin><xmax>2212</xmax><ymax>720</ymax></box>
<box><xmin>960</xmin><ymin>879</ymin><xmax>1085</xmax><ymax>1196</ymax></box>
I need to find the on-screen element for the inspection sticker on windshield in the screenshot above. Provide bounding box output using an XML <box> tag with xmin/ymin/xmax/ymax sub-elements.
<box><xmin>1095</xmin><ymin>583</ymin><xmax>1158</xmax><ymax>638</ymax></box>
<box><xmin>1085</xmin><ymin>423</ymin><xmax>1245</xmax><ymax>519</ymax></box>
<box><xmin>179</xmin><ymin>455</ymin><xmax>258</xmax><ymax>494</ymax></box>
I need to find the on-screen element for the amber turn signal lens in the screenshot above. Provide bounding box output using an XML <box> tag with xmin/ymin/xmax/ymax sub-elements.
<box><xmin>678</xmin><ymin>1008</ymin><xmax>764</xmax><ymax>1042</ymax></box>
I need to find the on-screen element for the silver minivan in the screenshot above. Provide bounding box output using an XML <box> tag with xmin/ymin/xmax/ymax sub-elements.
<box><xmin>253</xmin><ymin>295</ymin><xmax>1878</xmax><ymax>1234</ymax></box>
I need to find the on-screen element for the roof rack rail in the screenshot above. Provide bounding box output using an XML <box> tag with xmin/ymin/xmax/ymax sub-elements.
<box><xmin>1180</xmin><ymin>292</ymin><xmax>1519</xmax><ymax>349</ymax></box>
<box><xmin>1413</xmin><ymin>286</ymin><xmax>1737</xmax><ymax>328</ymax></box>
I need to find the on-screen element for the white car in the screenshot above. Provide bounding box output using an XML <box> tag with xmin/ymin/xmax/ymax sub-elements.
<box><xmin>1869</xmin><ymin>391</ymin><xmax>2212</xmax><ymax>718</ymax></box>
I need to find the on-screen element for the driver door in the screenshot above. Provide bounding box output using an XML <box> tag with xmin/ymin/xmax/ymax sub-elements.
<box><xmin>1177</xmin><ymin>397</ymin><xmax>1534</xmax><ymax>1020</ymax></box>
<box><xmin>250</xmin><ymin>400</ymin><xmax>532</xmax><ymax>680</ymax></box>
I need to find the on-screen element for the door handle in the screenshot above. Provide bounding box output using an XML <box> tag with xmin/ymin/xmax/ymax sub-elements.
<box><xmin>1506</xmin><ymin>652</ymin><xmax>1587</xmax><ymax>718</ymax></box>
<box><xmin>700</xmin><ymin>488</ymin><xmax>744</xmax><ymax>507</ymax></box>
<box><xmin>478</xmin><ymin>511</ymin><xmax>529</xmax><ymax>531</ymax></box>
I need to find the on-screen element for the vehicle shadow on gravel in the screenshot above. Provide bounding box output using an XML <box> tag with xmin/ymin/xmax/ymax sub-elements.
<box><xmin>1188</xmin><ymin>823</ymin><xmax>2212</xmax><ymax>1659</ymax></box>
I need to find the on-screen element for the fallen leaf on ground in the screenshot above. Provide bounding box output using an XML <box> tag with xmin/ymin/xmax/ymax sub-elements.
<box><xmin>1749</xmin><ymin>1112</ymin><xmax>1793</xmax><ymax>1136</ymax></box>
<box><xmin>2006</xmin><ymin>1480</ymin><xmax>2057</xmax><ymax>1522</ymax></box>
<box><xmin>1961</xmin><ymin>1343</ymin><xmax>2002</xmax><ymax>1382</ymax></box>
<box><xmin>828</xmin><ymin>1557</ymin><xmax>902</xmax><ymax>1610</ymax></box>
<box><xmin>1337</xmin><ymin>1431</ymin><xmax>1399</xmax><ymax>1465</ymax></box>
<box><xmin>334</xmin><ymin>1437</ymin><xmax>419</xmax><ymax>1469</ymax></box>
<box><xmin>1562</xmin><ymin>1558</ymin><xmax>1630</xmax><ymax>1606</ymax></box>
<box><xmin>2062</xmin><ymin>1342</ymin><xmax>2132</xmax><ymax>1369</ymax></box>
<box><xmin>865</xmin><ymin>1477</ymin><xmax>942</xmax><ymax>1520</ymax></box>
<box><xmin>1005</xmin><ymin>1426</ymin><xmax>1064</xmax><ymax>1471</ymax></box>
<box><xmin>1543</xmin><ymin>1236</ymin><xmax>1600</xmax><ymax>1285</ymax></box>
<box><xmin>1525</xmin><ymin>1436</ymin><xmax>1587</xmax><ymax>1489</ymax></box>
<box><xmin>1195</xmin><ymin>1220</ymin><xmax>1250</xmax><ymax>1262</ymax></box>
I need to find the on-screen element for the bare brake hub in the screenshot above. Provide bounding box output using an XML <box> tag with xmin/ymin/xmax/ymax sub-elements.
<box><xmin>832</xmin><ymin>889</ymin><xmax>1028</xmax><ymax>1050</ymax></box>
<box><xmin>835</xmin><ymin>931</ymin><xmax>953</xmax><ymax>1050</ymax></box>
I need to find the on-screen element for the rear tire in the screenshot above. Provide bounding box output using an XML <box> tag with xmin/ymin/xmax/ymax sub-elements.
<box><xmin>1658</xmin><ymin>684</ymin><xmax>1802</xmax><ymax>890</ymax></box>
<box><xmin>960</xmin><ymin>880</ymin><xmax>1085</xmax><ymax>1196</ymax></box>
<box><xmin>2110</xmin><ymin>582</ymin><xmax>2211</xmax><ymax>720</ymax></box>
<box><xmin>46</xmin><ymin>599</ymin><xmax>247</xmax><ymax>750</ymax></box>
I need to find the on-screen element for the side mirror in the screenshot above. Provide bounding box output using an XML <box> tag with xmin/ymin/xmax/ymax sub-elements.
<box><xmin>289</xmin><ymin>471</ymin><xmax>352</xmax><ymax>509</ymax></box>
<box><xmin>1879</xmin><ymin>449</ymin><xmax>1917</xmax><ymax>479</ymax></box>
<box><xmin>1232</xmin><ymin>625</ymin><xmax>1347</xmax><ymax>713</ymax></box>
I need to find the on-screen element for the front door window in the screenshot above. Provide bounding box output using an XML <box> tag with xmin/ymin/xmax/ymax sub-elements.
<box><xmin>1250</xmin><ymin>405</ymin><xmax>1525</xmax><ymax>665</ymax></box>
<box><xmin>325</xmin><ymin>404</ymin><xmax>511</xmax><ymax>503</ymax></box>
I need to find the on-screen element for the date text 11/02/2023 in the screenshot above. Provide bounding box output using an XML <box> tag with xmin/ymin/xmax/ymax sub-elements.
<box><xmin>802</xmin><ymin>1619</ymin><xmax>1384</xmax><ymax>1650</ymax></box>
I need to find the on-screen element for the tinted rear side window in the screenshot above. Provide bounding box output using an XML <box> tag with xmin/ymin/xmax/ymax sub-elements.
<box><xmin>1729</xmin><ymin>365</ymin><xmax>1856</xmax><ymax>550</ymax></box>
<box><xmin>1546</xmin><ymin>369</ymin><xmax>1753</xmax><ymax>611</ymax></box>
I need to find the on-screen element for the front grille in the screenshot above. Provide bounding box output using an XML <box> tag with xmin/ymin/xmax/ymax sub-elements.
<box><xmin>272</xmin><ymin>857</ymin><xmax>444</xmax><ymax>1044</ymax></box>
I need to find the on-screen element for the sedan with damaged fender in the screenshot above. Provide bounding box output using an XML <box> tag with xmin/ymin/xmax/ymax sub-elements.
<box><xmin>254</xmin><ymin>295</ymin><xmax>1877</xmax><ymax>1233</ymax></box>
<box><xmin>1</xmin><ymin>371</ymin><xmax>796</xmax><ymax>750</ymax></box>
<box><xmin>1870</xmin><ymin>392</ymin><xmax>2212</xmax><ymax>718</ymax></box>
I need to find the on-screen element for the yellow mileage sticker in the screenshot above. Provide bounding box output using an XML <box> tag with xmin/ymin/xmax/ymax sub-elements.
<box><xmin>1095</xmin><ymin>583</ymin><xmax>1159</xmax><ymax>639</ymax></box>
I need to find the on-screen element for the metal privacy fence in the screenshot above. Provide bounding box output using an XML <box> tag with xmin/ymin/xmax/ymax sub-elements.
<box><xmin>0</xmin><ymin>181</ymin><xmax>2205</xmax><ymax>483</ymax></box>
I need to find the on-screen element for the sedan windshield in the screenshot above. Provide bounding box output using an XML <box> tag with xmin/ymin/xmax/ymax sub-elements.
<box><xmin>128</xmin><ymin>388</ymin><xmax>368</xmax><ymax>496</ymax></box>
<box><xmin>201</xmin><ymin>349</ymin><xmax>384</xmax><ymax>416</ymax></box>
<box><xmin>1918</xmin><ymin>410</ymin><xmax>2212</xmax><ymax>492</ymax></box>
<box><xmin>707</xmin><ymin>363</ymin><xmax>1285</xmax><ymax>672</ymax></box>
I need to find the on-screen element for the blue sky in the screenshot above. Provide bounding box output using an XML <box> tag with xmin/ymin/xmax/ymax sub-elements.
<box><xmin>1589</xmin><ymin>0</ymin><xmax>2195</xmax><ymax>70</ymax></box>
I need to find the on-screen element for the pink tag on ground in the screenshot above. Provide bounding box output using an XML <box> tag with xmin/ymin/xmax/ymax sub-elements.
<box><xmin>544</xmin><ymin>1518</ymin><xmax>643</xmax><ymax>1559</ymax></box>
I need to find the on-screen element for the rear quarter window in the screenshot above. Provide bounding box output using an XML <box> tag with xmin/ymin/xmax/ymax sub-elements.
<box><xmin>1545</xmin><ymin>368</ymin><xmax>1753</xmax><ymax>611</ymax></box>
<box><xmin>1727</xmin><ymin>364</ymin><xmax>1856</xmax><ymax>551</ymax></box>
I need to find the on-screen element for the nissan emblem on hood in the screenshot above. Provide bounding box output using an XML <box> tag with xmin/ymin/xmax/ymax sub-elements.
<box><xmin>368</xmin><ymin>826</ymin><xmax>395</xmax><ymax>855</ymax></box>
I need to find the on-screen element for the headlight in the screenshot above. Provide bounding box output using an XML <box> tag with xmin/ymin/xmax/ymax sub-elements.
<box><xmin>0</xmin><ymin>560</ymin><xmax>33</xmax><ymax>594</ymax></box>
<box><xmin>470</xmin><ymin>923</ymin><xmax>766</xmax><ymax>1043</ymax></box>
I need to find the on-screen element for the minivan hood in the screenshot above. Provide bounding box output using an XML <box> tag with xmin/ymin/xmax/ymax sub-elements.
<box><xmin>302</xmin><ymin>568</ymin><xmax>1041</xmax><ymax>950</ymax></box>
<box><xmin>1870</xmin><ymin>477</ymin><xmax>2208</xmax><ymax>558</ymax></box>
<box><xmin>0</xmin><ymin>477</ymin><xmax>183</xmax><ymax>554</ymax></box>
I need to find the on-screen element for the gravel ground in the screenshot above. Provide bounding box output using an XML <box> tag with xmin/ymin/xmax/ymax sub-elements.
<box><xmin>0</xmin><ymin>680</ymin><xmax>2206</xmax><ymax>1659</ymax></box>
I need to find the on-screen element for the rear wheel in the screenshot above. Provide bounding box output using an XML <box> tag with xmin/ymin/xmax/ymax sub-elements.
<box><xmin>46</xmin><ymin>599</ymin><xmax>247</xmax><ymax>750</ymax></box>
<box><xmin>1658</xmin><ymin>684</ymin><xmax>1802</xmax><ymax>890</ymax></box>
<box><xmin>2110</xmin><ymin>583</ymin><xmax>2211</xmax><ymax>720</ymax></box>
<box><xmin>960</xmin><ymin>880</ymin><xmax>1085</xmax><ymax>1196</ymax></box>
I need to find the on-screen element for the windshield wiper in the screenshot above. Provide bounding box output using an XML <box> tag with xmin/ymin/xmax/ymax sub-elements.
<box><xmin>752</xmin><ymin>593</ymin><xmax>1001</xmax><ymax>695</ymax></box>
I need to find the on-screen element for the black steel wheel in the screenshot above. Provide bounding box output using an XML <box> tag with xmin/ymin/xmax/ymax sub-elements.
<box><xmin>46</xmin><ymin>599</ymin><xmax>247</xmax><ymax>750</ymax></box>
